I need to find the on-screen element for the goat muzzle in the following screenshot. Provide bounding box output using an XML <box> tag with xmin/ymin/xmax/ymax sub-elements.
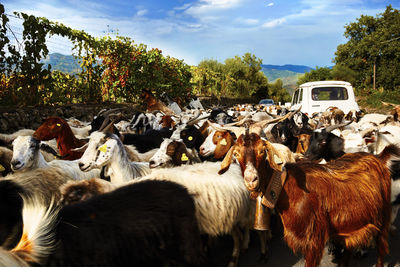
<box><xmin>243</xmin><ymin>164</ymin><xmax>260</xmax><ymax>191</ymax></box>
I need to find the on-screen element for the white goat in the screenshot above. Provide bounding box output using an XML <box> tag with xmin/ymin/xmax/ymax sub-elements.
<box><xmin>11</xmin><ymin>136</ymin><xmax>100</xmax><ymax>181</ymax></box>
<box><xmin>78</xmin><ymin>131</ymin><xmax>151</xmax><ymax>185</ymax></box>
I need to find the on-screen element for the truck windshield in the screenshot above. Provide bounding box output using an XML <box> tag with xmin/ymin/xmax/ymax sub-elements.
<box><xmin>311</xmin><ymin>87</ymin><xmax>348</xmax><ymax>101</ymax></box>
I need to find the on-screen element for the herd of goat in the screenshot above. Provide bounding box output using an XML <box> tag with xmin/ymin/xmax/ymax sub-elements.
<box><xmin>0</xmin><ymin>94</ymin><xmax>400</xmax><ymax>267</ymax></box>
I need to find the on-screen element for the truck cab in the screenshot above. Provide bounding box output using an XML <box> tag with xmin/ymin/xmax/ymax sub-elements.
<box><xmin>291</xmin><ymin>81</ymin><xmax>360</xmax><ymax>116</ymax></box>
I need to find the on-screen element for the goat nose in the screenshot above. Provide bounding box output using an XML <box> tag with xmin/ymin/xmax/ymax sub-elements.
<box><xmin>78</xmin><ymin>162</ymin><xmax>85</xmax><ymax>169</ymax></box>
<box><xmin>11</xmin><ymin>160</ymin><xmax>20</xmax><ymax>167</ymax></box>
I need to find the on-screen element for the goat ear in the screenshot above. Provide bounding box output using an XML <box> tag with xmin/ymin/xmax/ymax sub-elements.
<box><xmin>214</xmin><ymin>133</ymin><xmax>234</xmax><ymax>159</ymax></box>
<box><xmin>263</xmin><ymin>140</ymin><xmax>283</xmax><ymax>172</ymax></box>
<box><xmin>218</xmin><ymin>146</ymin><xmax>235</xmax><ymax>175</ymax></box>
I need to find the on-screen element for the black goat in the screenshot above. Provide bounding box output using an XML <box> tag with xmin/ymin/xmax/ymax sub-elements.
<box><xmin>89</xmin><ymin>108</ymin><xmax>132</xmax><ymax>136</ymax></box>
<box><xmin>304</xmin><ymin>125</ymin><xmax>346</xmax><ymax>162</ymax></box>
<box><xmin>122</xmin><ymin>127</ymin><xmax>173</xmax><ymax>153</ymax></box>
<box><xmin>270</xmin><ymin>117</ymin><xmax>312</xmax><ymax>152</ymax></box>
<box><xmin>210</xmin><ymin>108</ymin><xmax>234</xmax><ymax>125</ymax></box>
<box><xmin>129</xmin><ymin>111</ymin><xmax>152</xmax><ymax>134</ymax></box>
<box><xmin>180</xmin><ymin>125</ymin><xmax>205</xmax><ymax>152</ymax></box>
<box><xmin>46</xmin><ymin>180</ymin><xmax>204</xmax><ymax>267</ymax></box>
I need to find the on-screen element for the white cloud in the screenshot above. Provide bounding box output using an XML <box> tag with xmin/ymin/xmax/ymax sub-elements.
<box><xmin>262</xmin><ymin>18</ymin><xmax>286</xmax><ymax>28</ymax></box>
<box><xmin>185</xmin><ymin>0</ymin><xmax>242</xmax><ymax>17</ymax></box>
<box><xmin>136</xmin><ymin>9</ymin><xmax>148</xmax><ymax>17</ymax></box>
<box><xmin>174</xmin><ymin>3</ymin><xmax>192</xmax><ymax>11</ymax></box>
<box><xmin>236</xmin><ymin>18</ymin><xmax>259</xmax><ymax>26</ymax></box>
<box><xmin>266</xmin><ymin>2</ymin><xmax>274</xmax><ymax>7</ymax></box>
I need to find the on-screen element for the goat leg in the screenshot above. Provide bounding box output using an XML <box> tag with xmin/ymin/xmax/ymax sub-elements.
<box><xmin>228</xmin><ymin>225</ymin><xmax>242</xmax><ymax>267</ymax></box>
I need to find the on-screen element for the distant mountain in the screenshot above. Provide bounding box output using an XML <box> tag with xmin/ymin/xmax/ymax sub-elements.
<box><xmin>42</xmin><ymin>53</ymin><xmax>81</xmax><ymax>74</ymax></box>
<box><xmin>261</xmin><ymin>64</ymin><xmax>313</xmax><ymax>93</ymax></box>
<box><xmin>261</xmin><ymin>64</ymin><xmax>313</xmax><ymax>74</ymax></box>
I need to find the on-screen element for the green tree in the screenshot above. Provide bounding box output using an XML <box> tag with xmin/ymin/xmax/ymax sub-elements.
<box><xmin>297</xmin><ymin>66</ymin><xmax>332</xmax><ymax>85</ymax></box>
<box><xmin>334</xmin><ymin>5</ymin><xmax>400</xmax><ymax>90</ymax></box>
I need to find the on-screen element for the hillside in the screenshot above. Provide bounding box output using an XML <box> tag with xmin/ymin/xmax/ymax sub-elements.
<box><xmin>40</xmin><ymin>53</ymin><xmax>311</xmax><ymax>96</ymax></box>
<box><xmin>41</xmin><ymin>53</ymin><xmax>81</xmax><ymax>74</ymax></box>
<box><xmin>260</xmin><ymin>64</ymin><xmax>312</xmax><ymax>94</ymax></box>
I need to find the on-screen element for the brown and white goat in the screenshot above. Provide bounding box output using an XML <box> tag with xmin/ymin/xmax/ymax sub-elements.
<box><xmin>219</xmin><ymin>132</ymin><xmax>395</xmax><ymax>267</ymax></box>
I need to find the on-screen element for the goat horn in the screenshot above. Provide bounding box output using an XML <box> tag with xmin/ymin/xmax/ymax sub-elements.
<box><xmin>265</xmin><ymin>111</ymin><xmax>280</xmax><ymax>119</ymax></box>
<box><xmin>71</xmin><ymin>143</ymin><xmax>89</xmax><ymax>153</ymax></box>
<box><xmin>186</xmin><ymin>110</ymin><xmax>202</xmax><ymax>126</ymax></box>
<box><xmin>96</xmin><ymin>108</ymin><xmax>107</xmax><ymax>117</ymax></box>
<box><xmin>287</xmin><ymin>106</ymin><xmax>302</xmax><ymax>120</ymax></box>
<box><xmin>98</xmin><ymin>116</ymin><xmax>111</xmax><ymax>132</ymax></box>
<box><xmin>102</xmin><ymin>119</ymin><xmax>116</xmax><ymax>134</ymax></box>
<box><xmin>252</xmin><ymin>110</ymin><xmax>293</xmax><ymax>130</ymax></box>
<box><xmin>224</xmin><ymin>114</ymin><xmax>252</xmax><ymax>127</ymax></box>
<box><xmin>208</xmin><ymin>121</ymin><xmax>227</xmax><ymax>131</ymax></box>
<box><xmin>381</xmin><ymin>100</ymin><xmax>395</xmax><ymax>107</ymax></box>
<box><xmin>100</xmin><ymin>108</ymin><xmax>125</xmax><ymax>118</ymax></box>
<box><xmin>325</xmin><ymin>121</ymin><xmax>351</xmax><ymax>133</ymax></box>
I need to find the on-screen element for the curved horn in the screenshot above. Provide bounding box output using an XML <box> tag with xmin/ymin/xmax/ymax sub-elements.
<box><xmin>101</xmin><ymin>108</ymin><xmax>125</xmax><ymax>117</ymax></box>
<box><xmin>287</xmin><ymin>106</ymin><xmax>302</xmax><ymax>120</ymax></box>
<box><xmin>208</xmin><ymin>121</ymin><xmax>227</xmax><ymax>131</ymax></box>
<box><xmin>71</xmin><ymin>143</ymin><xmax>89</xmax><ymax>153</ymax></box>
<box><xmin>186</xmin><ymin>110</ymin><xmax>202</xmax><ymax>126</ymax></box>
<box><xmin>252</xmin><ymin>110</ymin><xmax>294</xmax><ymax>130</ymax></box>
<box><xmin>224</xmin><ymin>114</ymin><xmax>252</xmax><ymax>127</ymax></box>
<box><xmin>96</xmin><ymin>108</ymin><xmax>107</xmax><ymax>117</ymax></box>
<box><xmin>325</xmin><ymin>121</ymin><xmax>351</xmax><ymax>132</ymax></box>
<box><xmin>102</xmin><ymin>119</ymin><xmax>116</xmax><ymax>134</ymax></box>
<box><xmin>265</xmin><ymin>111</ymin><xmax>280</xmax><ymax>119</ymax></box>
<box><xmin>98</xmin><ymin>116</ymin><xmax>111</xmax><ymax>132</ymax></box>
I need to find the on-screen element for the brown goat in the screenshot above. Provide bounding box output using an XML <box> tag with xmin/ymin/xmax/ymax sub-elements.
<box><xmin>391</xmin><ymin>105</ymin><xmax>400</xmax><ymax>122</ymax></box>
<box><xmin>160</xmin><ymin>115</ymin><xmax>176</xmax><ymax>129</ymax></box>
<box><xmin>219</xmin><ymin>132</ymin><xmax>394</xmax><ymax>267</ymax></box>
<box><xmin>295</xmin><ymin>133</ymin><xmax>311</xmax><ymax>155</ymax></box>
<box><xmin>142</xmin><ymin>90</ymin><xmax>175</xmax><ymax>115</ymax></box>
<box><xmin>33</xmin><ymin>117</ymin><xmax>86</xmax><ymax>160</ymax></box>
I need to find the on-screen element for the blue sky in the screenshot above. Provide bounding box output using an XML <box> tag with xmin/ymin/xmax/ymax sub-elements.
<box><xmin>2</xmin><ymin>0</ymin><xmax>399</xmax><ymax>67</ymax></box>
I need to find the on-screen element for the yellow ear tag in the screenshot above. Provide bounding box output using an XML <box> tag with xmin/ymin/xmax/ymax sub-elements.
<box><xmin>220</xmin><ymin>138</ymin><xmax>227</xmax><ymax>146</ymax></box>
<box><xmin>273</xmin><ymin>154</ymin><xmax>283</xmax><ymax>165</ymax></box>
<box><xmin>181</xmin><ymin>153</ymin><xmax>189</xmax><ymax>162</ymax></box>
<box><xmin>99</xmin><ymin>144</ymin><xmax>108</xmax><ymax>153</ymax></box>
<box><xmin>188</xmin><ymin>136</ymin><xmax>193</xmax><ymax>141</ymax></box>
<box><xmin>56</xmin><ymin>123</ymin><xmax>61</xmax><ymax>127</ymax></box>
<box><xmin>0</xmin><ymin>164</ymin><xmax>4</xmax><ymax>172</ymax></box>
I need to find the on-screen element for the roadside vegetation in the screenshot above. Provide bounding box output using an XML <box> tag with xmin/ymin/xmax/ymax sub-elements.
<box><xmin>297</xmin><ymin>5</ymin><xmax>400</xmax><ymax>112</ymax></box>
<box><xmin>0</xmin><ymin>4</ymin><xmax>399</xmax><ymax>111</ymax></box>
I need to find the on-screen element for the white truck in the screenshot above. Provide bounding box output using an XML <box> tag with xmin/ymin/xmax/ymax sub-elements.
<box><xmin>290</xmin><ymin>81</ymin><xmax>360</xmax><ymax>116</ymax></box>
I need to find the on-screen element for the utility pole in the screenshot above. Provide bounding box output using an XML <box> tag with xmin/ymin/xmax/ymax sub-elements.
<box><xmin>373</xmin><ymin>59</ymin><xmax>376</xmax><ymax>91</ymax></box>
